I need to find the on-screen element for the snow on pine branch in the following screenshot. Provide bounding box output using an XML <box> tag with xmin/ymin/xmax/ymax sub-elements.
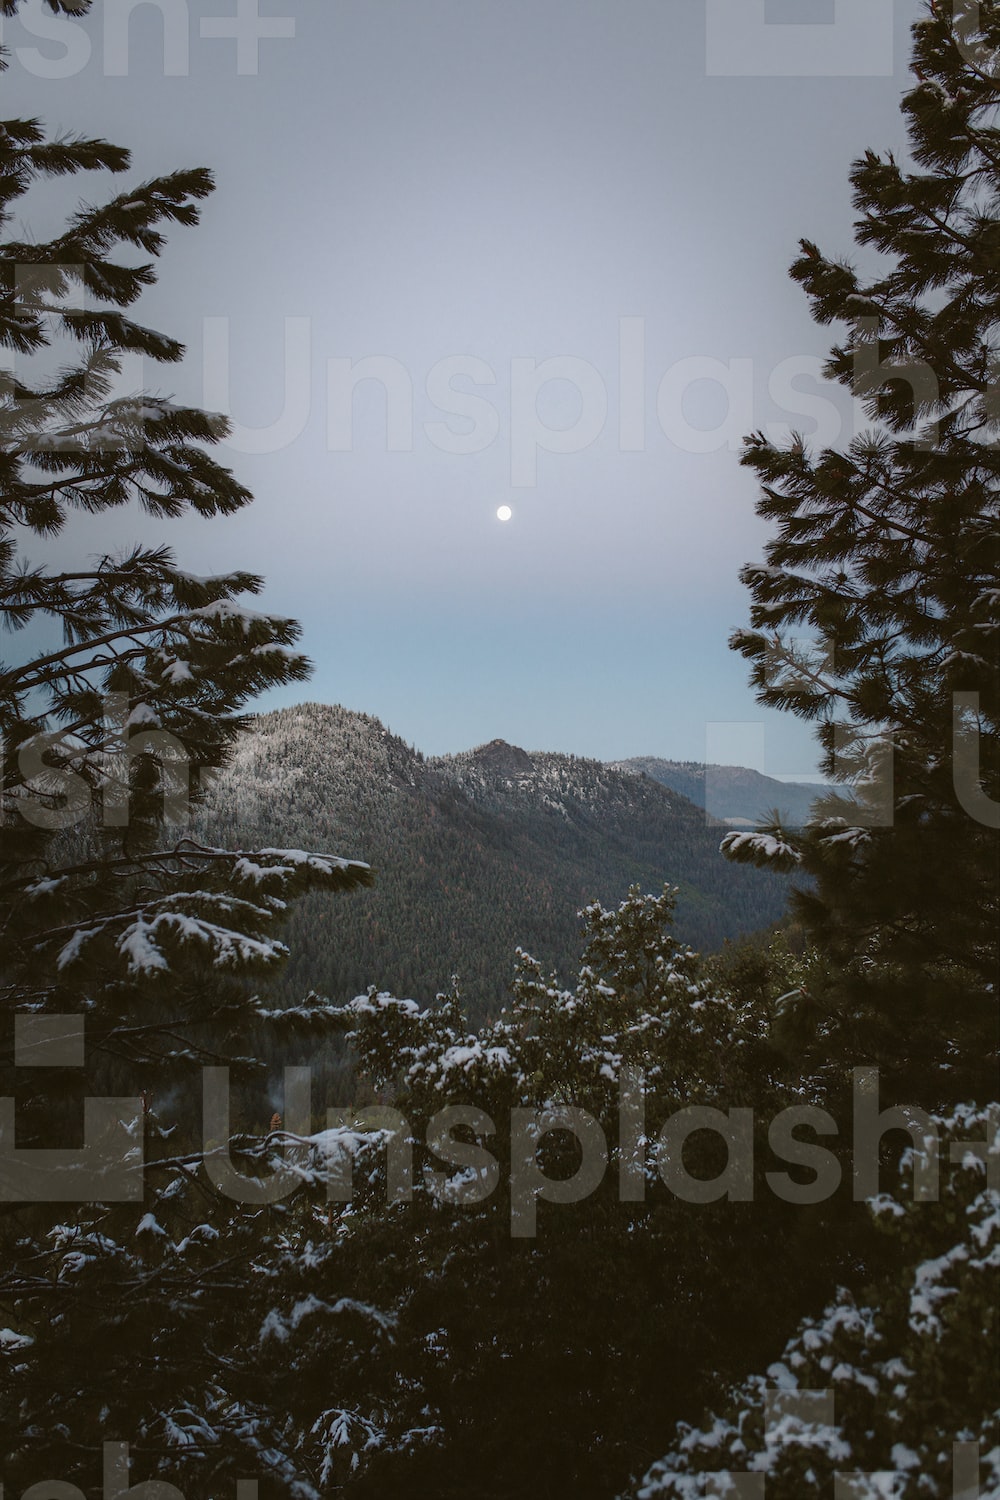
<box><xmin>720</xmin><ymin>828</ymin><xmax>802</xmax><ymax>871</ymax></box>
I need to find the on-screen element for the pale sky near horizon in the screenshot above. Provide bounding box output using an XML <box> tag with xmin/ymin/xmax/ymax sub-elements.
<box><xmin>2</xmin><ymin>0</ymin><xmax>925</xmax><ymax>774</ymax></box>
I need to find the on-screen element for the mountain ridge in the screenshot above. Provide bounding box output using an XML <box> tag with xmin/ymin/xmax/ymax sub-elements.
<box><xmin>198</xmin><ymin>703</ymin><xmax>793</xmax><ymax>1015</ymax></box>
<box><xmin>612</xmin><ymin>756</ymin><xmax>827</xmax><ymax>828</ymax></box>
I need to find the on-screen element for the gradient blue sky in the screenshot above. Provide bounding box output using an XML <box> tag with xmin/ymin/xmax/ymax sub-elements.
<box><xmin>3</xmin><ymin>0</ymin><xmax>925</xmax><ymax>773</ymax></box>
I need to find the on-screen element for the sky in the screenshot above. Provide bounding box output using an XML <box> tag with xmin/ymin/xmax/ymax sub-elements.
<box><xmin>2</xmin><ymin>0</ymin><xmax>926</xmax><ymax>774</ymax></box>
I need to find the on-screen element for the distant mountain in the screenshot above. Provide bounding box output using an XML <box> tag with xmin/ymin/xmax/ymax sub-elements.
<box><xmin>613</xmin><ymin>757</ymin><xmax>827</xmax><ymax>829</ymax></box>
<box><xmin>198</xmin><ymin>704</ymin><xmax>791</xmax><ymax>1017</ymax></box>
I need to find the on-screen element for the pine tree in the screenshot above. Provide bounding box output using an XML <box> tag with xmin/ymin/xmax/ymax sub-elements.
<box><xmin>627</xmin><ymin>1103</ymin><xmax>999</xmax><ymax>1500</ymax></box>
<box><xmin>0</xmin><ymin>6</ymin><xmax>374</xmax><ymax>1489</ymax></box>
<box><xmin>723</xmin><ymin>0</ymin><xmax>1000</xmax><ymax>1102</ymax></box>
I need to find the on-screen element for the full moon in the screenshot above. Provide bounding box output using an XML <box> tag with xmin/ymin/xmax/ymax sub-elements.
<box><xmin>496</xmin><ymin>505</ymin><xmax>512</xmax><ymax>522</ymax></box>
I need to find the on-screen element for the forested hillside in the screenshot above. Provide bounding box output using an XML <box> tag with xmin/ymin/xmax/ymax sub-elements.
<box><xmin>199</xmin><ymin>702</ymin><xmax>790</xmax><ymax>1013</ymax></box>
